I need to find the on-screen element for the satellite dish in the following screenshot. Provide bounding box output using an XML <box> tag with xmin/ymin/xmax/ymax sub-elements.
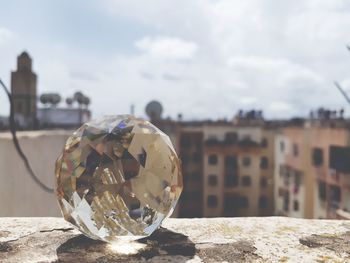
<box><xmin>40</xmin><ymin>94</ymin><xmax>49</xmax><ymax>105</ymax></box>
<box><xmin>51</xmin><ymin>93</ymin><xmax>61</xmax><ymax>106</ymax></box>
<box><xmin>84</xmin><ymin>96</ymin><xmax>91</xmax><ymax>106</ymax></box>
<box><xmin>145</xmin><ymin>100</ymin><xmax>163</xmax><ymax>120</ymax></box>
<box><xmin>74</xmin><ymin>91</ymin><xmax>84</xmax><ymax>104</ymax></box>
<box><xmin>40</xmin><ymin>93</ymin><xmax>61</xmax><ymax>106</ymax></box>
<box><xmin>66</xmin><ymin>97</ymin><xmax>73</xmax><ymax>106</ymax></box>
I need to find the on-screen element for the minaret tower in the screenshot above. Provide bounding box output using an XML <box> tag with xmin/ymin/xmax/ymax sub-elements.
<box><xmin>11</xmin><ymin>51</ymin><xmax>37</xmax><ymax>128</ymax></box>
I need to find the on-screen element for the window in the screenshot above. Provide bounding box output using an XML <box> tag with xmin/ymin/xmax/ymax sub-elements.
<box><xmin>224</xmin><ymin>194</ymin><xmax>240</xmax><ymax>216</ymax></box>
<box><xmin>181</xmin><ymin>192</ymin><xmax>189</xmax><ymax>201</ymax></box>
<box><xmin>225</xmin><ymin>174</ymin><xmax>239</xmax><ymax>187</ymax></box>
<box><xmin>329</xmin><ymin>146</ymin><xmax>350</xmax><ymax>173</ymax></box>
<box><xmin>318</xmin><ymin>182</ymin><xmax>326</xmax><ymax>201</ymax></box>
<box><xmin>242</xmin><ymin>156</ymin><xmax>251</xmax><ymax>167</ymax></box>
<box><xmin>205</xmin><ymin>136</ymin><xmax>220</xmax><ymax>146</ymax></box>
<box><xmin>260</xmin><ymin>157</ymin><xmax>268</xmax><ymax>169</ymax></box>
<box><xmin>183</xmin><ymin>174</ymin><xmax>190</xmax><ymax>184</ymax></box>
<box><xmin>312</xmin><ymin>148</ymin><xmax>323</xmax><ymax>166</ymax></box>
<box><xmin>242</xmin><ymin>134</ymin><xmax>251</xmax><ymax>140</ymax></box>
<box><xmin>225</xmin><ymin>155</ymin><xmax>237</xmax><ymax>169</ymax></box>
<box><xmin>208</xmin><ymin>154</ymin><xmax>218</xmax><ymax>165</ymax></box>
<box><xmin>181</xmin><ymin>153</ymin><xmax>189</xmax><ymax>166</ymax></box>
<box><xmin>242</xmin><ymin>175</ymin><xmax>251</xmax><ymax>186</ymax></box>
<box><xmin>283</xmin><ymin>169</ymin><xmax>291</xmax><ymax>186</ymax></box>
<box><xmin>239</xmin><ymin>196</ymin><xmax>249</xmax><ymax>208</ymax></box>
<box><xmin>194</xmin><ymin>191</ymin><xmax>202</xmax><ymax>201</ymax></box>
<box><xmin>280</xmin><ymin>141</ymin><xmax>285</xmax><ymax>152</ymax></box>
<box><xmin>293</xmin><ymin>144</ymin><xmax>299</xmax><ymax>157</ymax></box>
<box><xmin>192</xmin><ymin>172</ymin><xmax>201</xmax><ymax>181</ymax></box>
<box><xmin>278</xmin><ymin>188</ymin><xmax>285</xmax><ymax>197</ymax></box>
<box><xmin>283</xmin><ymin>192</ymin><xmax>289</xmax><ymax>212</ymax></box>
<box><xmin>208</xmin><ymin>175</ymin><xmax>218</xmax><ymax>186</ymax></box>
<box><xmin>259</xmin><ymin>196</ymin><xmax>268</xmax><ymax>209</ymax></box>
<box><xmin>279</xmin><ymin>165</ymin><xmax>286</xmax><ymax>177</ymax></box>
<box><xmin>180</xmin><ymin>135</ymin><xmax>191</xmax><ymax>148</ymax></box>
<box><xmin>16</xmin><ymin>102</ymin><xmax>23</xmax><ymax>113</ymax></box>
<box><xmin>207</xmin><ymin>195</ymin><xmax>218</xmax><ymax>208</ymax></box>
<box><xmin>194</xmin><ymin>139</ymin><xmax>203</xmax><ymax>151</ymax></box>
<box><xmin>294</xmin><ymin>172</ymin><xmax>301</xmax><ymax>187</ymax></box>
<box><xmin>239</xmin><ymin>135</ymin><xmax>260</xmax><ymax>147</ymax></box>
<box><xmin>225</xmin><ymin>132</ymin><xmax>238</xmax><ymax>144</ymax></box>
<box><xmin>293</xmin><ymin>200</ymin><xmax>299</xmax><ymax>211</ymax></box>
<box><xmin>261</xmin><ymin>138</ymin><xmax>268</xmax><ymax>147</ymax></box>
<box><xmin>180</xmin><ymin>191</ymin><xmax>201</xmax><ymax>203</ymax></box>
<box><xmin>191</xmin><ymin>190</ymin><xmax>201</xmax><ymax>202</ymax></box>
<box><xmin>192</xmin><ymin>152</ymin><xmax>201</xmax><ymax>163</ymax></box>
<box><xmin>330</xmin><ymin>186</ymin><xmax>341</xmax><ymax>203</ymax></box>
<box><xmin>260</xmin><ymin>177</ymin><xmax>268</xmax><ymax>188</ymax></box>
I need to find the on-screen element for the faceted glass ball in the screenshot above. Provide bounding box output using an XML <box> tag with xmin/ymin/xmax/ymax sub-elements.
<box><xmin>55</xmin><ymin>115</ymin><xmax>183</xmax><ymax>242</ymax></box>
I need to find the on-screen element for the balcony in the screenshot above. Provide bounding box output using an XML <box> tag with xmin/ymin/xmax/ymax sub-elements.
<box><xmin>204</xmin><ymin>138</ymin><xmax>222</xmax><ymax>146</ymax></box>
<box><xmin>329</xmin><ymin>146</ymin><xmax>350</xmax><ymax>174</ymax></box>
<box><xmin>237</xmin><ymin>138</ymin><xmax>260</xmax><ymax>148</ymax></box>
<box><xmin>204</xmin><ymin>137</ymin><xmax>260</xmax><ymax>148</ymax></box>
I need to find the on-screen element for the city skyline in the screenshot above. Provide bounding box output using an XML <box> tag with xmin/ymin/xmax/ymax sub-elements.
<box><xmin>1</xmin><ymin>48</ymin><xmax>350</xmax><ymax>220</ymax></box>
<box><xmin>0</xmin><ymin>0</ymin><xmax>350</xmax><ymax>120</ymax></box>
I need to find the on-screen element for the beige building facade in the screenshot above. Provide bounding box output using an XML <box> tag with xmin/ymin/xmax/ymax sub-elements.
<box><xmin>0</xmin><ymin>130</ymin><xmax>69</xmax><ymax>216</ymax></box>
<box><xmin>274</xmin><ymin>120</ymin><xmax>350</xmax><ymax>219</ymax></box>
<box><xmin>160</xmin><ymin>116</ymin><xmax>276</xmax><ymax>218</ymax></box>
<box><xmin>201</xmin><ymin>124</ymin><xmax>275</xmax><ymax>217</ymax></box>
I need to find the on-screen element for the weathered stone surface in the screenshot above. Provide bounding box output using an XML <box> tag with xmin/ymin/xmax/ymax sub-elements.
<box><xmin>0</xmin><ymin>217</ymin><xmax>350</xmax><ymax>262</ymax></box>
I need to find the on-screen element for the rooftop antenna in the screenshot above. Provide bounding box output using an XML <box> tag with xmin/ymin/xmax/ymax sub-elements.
<box><xmin>334</xmin><ymin>46</ymin><xmax>350</xmax><ymax>105</ymax></box>
<box><xmin>334</xmin><ymin>81</ymin><xmax>350</xmax><ymax>105</ymax></box>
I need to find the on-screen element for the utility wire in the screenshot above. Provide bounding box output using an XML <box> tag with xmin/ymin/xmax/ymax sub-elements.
<box><xmin>0</xmin><ymin>78</ymin><xmax>54</xmax><ymax>193</ymax></box>
<box><xmin>335</xmin><ymin>81</ymin><xmax>350</xmax><ymax>105</ymax></box>
<box><xmin>334</xmin><ymin>46</ymin><xmax>350</xmax><ymax>106</ymax></box>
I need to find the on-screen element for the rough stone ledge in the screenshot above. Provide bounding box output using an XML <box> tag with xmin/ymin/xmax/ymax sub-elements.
<box><xmin>0</xmin><ymin>217</ymin><xmax>350</xmax><ymax>262</ymax></box>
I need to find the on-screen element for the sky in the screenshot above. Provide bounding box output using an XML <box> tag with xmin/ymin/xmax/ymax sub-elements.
<box><xmin>0</xmin><ymin>0</ymin><xmax>350</xmax><ymax>120</ymax></box>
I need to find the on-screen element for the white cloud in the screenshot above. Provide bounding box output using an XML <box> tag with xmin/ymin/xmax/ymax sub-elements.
<box><xmin>1</xmin><ymin>0</ymin><xmax>350</xmax><ymax>120</ymax></box>
<box><xmin>135</xmin><ymin>36</ymin><xmax>198</xmax><ymax>60</ymax></box>
<box><xmin>0</xmin><ymin>28</ymin><xmax>15</xmax><ymax>45</ymax></box>
<box><xmin>269</xmin><ymin>102</ymin><xmax>293</xmax><ymax>112</ymax></box>
<box><xmin>241</xmin><ymin>97</ymin><xmax>258</xmax><ymax>105</ymax></box>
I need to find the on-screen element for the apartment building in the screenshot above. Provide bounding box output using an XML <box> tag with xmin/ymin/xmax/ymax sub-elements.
<box><xmin>274</xmin><ymin>122</ymin><xmax>307</xmax><ymax>218</ymax></box>
<box><xmin>201</xmin><ymin>122</ymin><xmax>275</xmax><ymax>217</ymax></box>
<box><xmin>154</xmin><ymin>111</ymin><xmax>276</xmax><ymax>218</ymax></box>
<box><xmin>274</xmin><ymin>115</ymin><xmax>350</xmax><ymax>219</ymax></box>
<box><xmin>154</xmin><ymin>108</ymin><xmax>350</xmax><ymax>219</ymax></box>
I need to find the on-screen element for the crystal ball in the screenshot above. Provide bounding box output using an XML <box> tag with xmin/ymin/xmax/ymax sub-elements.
<box><xmin>55</xmin><ymin>115</ymin><xmax>183</xmax><ymax>242</ymax></box>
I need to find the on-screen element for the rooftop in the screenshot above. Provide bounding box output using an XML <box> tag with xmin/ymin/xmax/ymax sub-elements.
<box><xmin>0</xmin><ymin>130</ymin><xmax>72</xmax><ymax>139</ymax></box>
<box><xmin>1</xmin><ymin>217</ymin><xmax>349</xmax><ymax>262</ymax></box>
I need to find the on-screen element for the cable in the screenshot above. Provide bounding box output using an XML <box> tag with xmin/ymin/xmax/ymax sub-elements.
<box><xmin>334</xmin><ymin>46</ymin><xmax>350</xmax><ymax>107</ymax></box>
<box><xmin>335</xmin><ymin>46</ymin><xmax>350</xmax><ymax>104</ymax></box>
<box><xmin>334</xmin><ymin>81</ymin><xmax>350</xmax><ymax>105</ymax></box>
<box><xmin>0</xmin><ymin>78</ymin><xmax>54</xmax><ymax>193</ymax></box>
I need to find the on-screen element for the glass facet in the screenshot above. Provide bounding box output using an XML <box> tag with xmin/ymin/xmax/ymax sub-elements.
<box><xmin>55</xmin><ymin>115</ymin><xmax>183</xmax><ymax>242</ymax></box>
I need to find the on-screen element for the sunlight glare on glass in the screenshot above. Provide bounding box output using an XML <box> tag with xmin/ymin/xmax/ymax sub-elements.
<box><xmin>108</xmin><ymin>239</ymin><xmax>146</xmax><ymax>255</ymax></box>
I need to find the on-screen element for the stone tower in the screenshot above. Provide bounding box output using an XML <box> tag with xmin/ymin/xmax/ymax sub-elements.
<box><xmin>11</xmin><ymin>51</ymin><xmax>37</xmax><ymax>128</ymax></box>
